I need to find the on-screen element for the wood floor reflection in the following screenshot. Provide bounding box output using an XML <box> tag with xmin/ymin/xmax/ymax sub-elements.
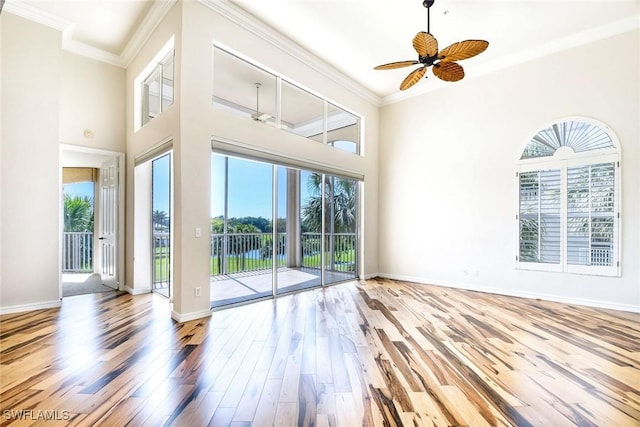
<box><xmin>1</xmin><ymin>278</ymin><xmax>638</xmax><ymax>426</ymax></box>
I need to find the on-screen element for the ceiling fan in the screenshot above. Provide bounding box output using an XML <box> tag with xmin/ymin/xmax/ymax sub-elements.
<box><xmin>374</xmin><ymin>0</ymin><xmax>489</xmax><ymax>91</ymax></box>
<box><xmin>251</xmin><ymin>83</ymin><xmax>271</xmax><ymax>122</ymax></box>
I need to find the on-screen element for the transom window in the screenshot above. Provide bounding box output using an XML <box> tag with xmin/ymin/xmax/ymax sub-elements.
<box><xmin>517</xmin><ymin>119</ymin><xmax>620</xmax><ymax>276</ymax></box>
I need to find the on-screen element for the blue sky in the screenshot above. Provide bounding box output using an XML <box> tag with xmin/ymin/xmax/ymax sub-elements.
<box><xmin>153</xmin><ymin>154</ymin><xmax>171</xmax><ymax>215</ymax></box>
<box><xmin>211</xmin><ymin>155</ymin><xmax>313</xmax><ymax>219</ymax></box>
<box><xmin>63</xmin><ymin>181</ymin><xmax>94</xmax><ymax>201</ymax></box>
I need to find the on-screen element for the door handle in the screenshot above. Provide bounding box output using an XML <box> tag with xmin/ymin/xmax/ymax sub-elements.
<box><xmin>98</xmin><ymin>237</ymin><xmax>106</xmax><ymax>240</ymax></box>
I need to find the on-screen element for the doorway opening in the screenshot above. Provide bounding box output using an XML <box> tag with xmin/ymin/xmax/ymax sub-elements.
<box><xmin>60</xmin><ymin>145</ymin><xmax>124</xmax><ymax>297</ymax></box>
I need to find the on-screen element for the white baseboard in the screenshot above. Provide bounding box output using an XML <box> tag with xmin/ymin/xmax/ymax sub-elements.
<box><xmin>171</xmin><ymin>309</ymin><xmax>212</xmax><ymax>323</ymax></box>
<box><xmin>124</xmin><ymin>286</ymin><xmax>152</xmax><ymax>295</ymax></box>
<box><xmin>361</xmin><ymin>272</ymin><xmax>380</xmax><ymax>280</ymax></box>
<box><xmin>0</xmin><ymin>299</ymin><xmax>62</xmax><ymax>315</ymax></box>
<box><xmin>376</xmin><ymin>272</ymin><xmax>640</xmax><ymax>313</ymax></box>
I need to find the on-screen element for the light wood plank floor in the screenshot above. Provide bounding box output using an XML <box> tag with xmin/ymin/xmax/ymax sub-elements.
<box><xmin>1</xmin><ymin>278</ymin><xmax>638</xmax><ymax>426</ymax></box>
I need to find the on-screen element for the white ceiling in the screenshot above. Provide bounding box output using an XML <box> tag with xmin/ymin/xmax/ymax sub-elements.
<box><xmin>6</xmin><ymin>0</ymin><xmax>639</xmax><ymax>100</ymax></box>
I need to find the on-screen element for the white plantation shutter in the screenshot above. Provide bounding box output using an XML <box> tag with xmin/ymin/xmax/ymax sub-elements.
<box><xmin>517</xmin><ymin>118</ymin><xmax>620</xmax><ymax>276</ymax></box>
<box><xmin>567</xmin><ymin>162</ymin><xmax>616</xmax><ymax>267</ymax></box>
<box><xmin>519</xmin><ymin>170</ymin><xmax>561</xmax><ymax>264</ymax></box>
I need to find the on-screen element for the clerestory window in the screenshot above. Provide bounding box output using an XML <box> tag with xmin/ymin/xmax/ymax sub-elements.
<box><xmin>517</xmin><ymin>119</ymin><xmax>620</xmax><ymax>276</ymax></box>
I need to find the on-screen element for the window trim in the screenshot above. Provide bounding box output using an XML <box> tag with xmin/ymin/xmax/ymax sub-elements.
<box><xmin>516</xmin><ymin>118</ymin><xmax>621</xmax><ymax>277</ymax></box>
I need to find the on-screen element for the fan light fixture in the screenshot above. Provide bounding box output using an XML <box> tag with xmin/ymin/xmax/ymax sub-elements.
<box><xmin>374</xmin><ymin>0</ymin><xmax>489</xmax><ymax>90</ymax></box>
<box><xmin>251</xmin><ymin>83</ymin><xmax>271</xmax><ymax>122</ymax></box>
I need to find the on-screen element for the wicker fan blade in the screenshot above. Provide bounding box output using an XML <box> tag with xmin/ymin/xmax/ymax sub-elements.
<box><xmin>439</xmin><ymin>40</ymin><xmax>489</xmax><ymax>62</ymax></box>
<box><xmin>374</xmin><ymin>60</ymin><xmax>419</xmax><ymax>70</ymax></box>
<box><xmin>400</xmin><ymin>66</ymin><xmax>427</xmax><ymax>90</ymax></box>
<box><xmin>413</xmin><ymin>32</ymin><xmax>438</xmax><ymax>57</ymax></box>
<box><xmin>433</xmin><ymin>62</ymin><xmax>464</xmax><ymax>82</ymax></box>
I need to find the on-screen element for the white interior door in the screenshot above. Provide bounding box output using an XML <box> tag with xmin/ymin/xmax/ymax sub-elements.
<box><xmin>100</xmin><ymin>157</ymin><xmax>119</xmax><ymax>288</ymax></box>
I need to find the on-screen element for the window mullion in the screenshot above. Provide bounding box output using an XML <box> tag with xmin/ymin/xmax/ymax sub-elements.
<box><xmin>560</xmin><ymin>160</ymin><xmax>568</xmax><ymax>271</ymax></box>
<box><xmin>587</xmin><ymin>165</ymin><xmax>593</xmax><ymax>266</ymax></box>
<box><xmin>537</xmin><ymin>171</ymin><xmax>542</xmax><ymax>262</ymax></box>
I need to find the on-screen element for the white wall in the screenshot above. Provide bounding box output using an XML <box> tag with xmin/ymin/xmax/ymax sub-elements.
<box><xmin>379</xmin><ymin>30</ymin><xmax>640</xmax><ymax>312</ymax></box>
<box><xmin>125</xmin><ymin>1</ymin><xmax>380</xmax><ymax>320</ymax></box>
<box><xmin>0</xmin><ymin>13</ymin><xmax>127</xmax><ymax>313</ymax></box>
<box><xmin>60</xmin><ymin>51</ymin><xmax>125</xmax><ymax>151</ymax></box>
<box><xmin>1</xmin><ymin>14</ymin><xmax>61</xmax><ymax>311</ymax></box>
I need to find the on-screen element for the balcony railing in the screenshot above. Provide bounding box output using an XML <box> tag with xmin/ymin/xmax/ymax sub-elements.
<box><xmin>153</xmin><ymin>231</ymin><xmax>171</xmax><ymax>287</ymax></box>
<box><xmin>211</xmin><ymin>233</ymin><xmax>287</xmax><ymax>275</ymax></box>
<box><xmin>210</xmin><ymin>232</ymin><xmax>356</xmax><ymax>276</ymax></box>
<box><xmin>62</xmin><ymin>232</ymin><xmax>93</xmax><ymax>272</ymax></box>
<box><xmin>147</xmin><ymin>231</ymin><xmax>357</xmax><ymax>283</ymax></box>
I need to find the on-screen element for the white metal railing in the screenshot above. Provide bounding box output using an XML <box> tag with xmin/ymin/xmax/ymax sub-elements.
<box><xmin>62</xmin><ymin>232</ymin><xmax>93</xmax><ymax>272</ymax></box>
<box><xmin>210</xmin><ymin>231</ymin><xmax>356</xmax><ymax>276</ymax></box>
<box><xmin>302</xmin><ymin>232</ymin><xmax>356</xmax><ymax>272</ymax></box>
<box><xmin>211</xmin><ymin>233</ymin><xmax>286</xmax><ymax>275</ymax></box>
<box><xmin>153</xmin><ymin>231</ymin><xmax>171</xmax><ymax>287</ymax></box>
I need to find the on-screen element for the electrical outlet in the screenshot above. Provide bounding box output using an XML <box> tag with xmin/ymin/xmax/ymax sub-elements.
<box><xmin>194</xmin><ymin>287</ymin><xmax>202</xmax><ymax>297</ymax></box>
<box><xmin>195</xmin><ymin>227</ymin><xmax>202</xmax><ymax>238</ymax></box>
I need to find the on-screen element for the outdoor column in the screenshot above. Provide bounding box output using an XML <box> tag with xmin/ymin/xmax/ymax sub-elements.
<box><xmin>286</xmin><ymin>169</ymin><xmax>301</xmax><ymax>267</ymax></box>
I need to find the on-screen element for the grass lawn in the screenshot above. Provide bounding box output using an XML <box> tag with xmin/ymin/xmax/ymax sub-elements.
<box><xmin>152</xmin><ymin>250</ymin><xmax>356</xmax><ymax>282</ymax></box>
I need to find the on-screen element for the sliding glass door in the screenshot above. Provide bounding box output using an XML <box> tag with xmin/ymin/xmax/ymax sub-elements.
<box><xmin>210</xmin><ymin>153</ymin><xmax>359</xmax><ymax>308</ymax></box>
<box><xmin>210</xmin><ymin>155</ymin><xmax>274</xmax><ymax>306</ymax></box>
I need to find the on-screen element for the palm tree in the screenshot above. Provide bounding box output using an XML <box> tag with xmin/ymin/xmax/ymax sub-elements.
<box><xmin>302</xmin><ymin>174</ymin><xmax>356</xmax><ymax>233</ymax></box>
<box><xmin>152</xmin><ymin>209</ymin><xmax>169</xmax><ymax>230</ymax></box>
<box><xmin>64</xmin><ymin>194</ymin><xmax>93</xmax><ymax>232</ymax></box>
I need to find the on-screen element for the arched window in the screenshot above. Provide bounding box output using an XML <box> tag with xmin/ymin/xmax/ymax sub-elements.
<box><xmin>517</xmin><ymin>118</ymin><xmax>620</xmax><ymax>276</ymax></box>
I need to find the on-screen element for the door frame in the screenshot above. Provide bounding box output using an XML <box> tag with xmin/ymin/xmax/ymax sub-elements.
<box><xmin>60</xmin><ymin>144</ymin><xmax>125</xmax><ymax>297</ymax></box>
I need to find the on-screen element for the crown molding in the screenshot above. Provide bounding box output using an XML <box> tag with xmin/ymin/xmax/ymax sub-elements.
<box><xmin>381</xmin><ymin>14</ymin><xmax>640</xmax><ymax>107</ymax></box>
<box><xmin>198</xmin><ymin>0</ymin><xmax>382</xmax><ymax>107</ymax></box>
<box><xmin>3</xmin><ymin>0</ymin><xmax>70</xmax><ymax>30</ymax></box>
<box><xmin>120</xmin><ymin>0</ymin><xmax>178</xmax><ymax>67</ymax></box>
<box><xmin>3</xmin><ymin>0</ymin><xmax>176</xmax><ymax>68</ymax></box>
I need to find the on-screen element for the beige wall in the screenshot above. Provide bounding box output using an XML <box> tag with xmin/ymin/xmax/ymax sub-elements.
<box><xmin>1</xmin><ymin>14</ymin><xmax>61</xmax><ymax>310</ymax></box>
<box><xmin>0</xmin><ymin>13</ymin><xmax>126</xmax><ymax>313</ymax></box>
<box><xmin>379</xmin><ymin>30</ymin><xmax>640</xmax><ymax>311</ymax></box>
<box><xmin>60</xmin><ymin>51</ymin><xmax>125</xmax><ymax>151</ymax></box>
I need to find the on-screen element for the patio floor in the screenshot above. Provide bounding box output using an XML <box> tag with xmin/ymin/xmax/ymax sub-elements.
<box><xmin>211</xmin><ymin>267</ymin><xmax>355</xmax><ymax>307</ymax></box>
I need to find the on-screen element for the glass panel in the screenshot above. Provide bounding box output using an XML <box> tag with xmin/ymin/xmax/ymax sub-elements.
<box><xmin>152</xmin><ymin>153</ymin><xmax>171</xmax><ymax>298</ymax></box>
<box><xmin>300</xmin><ymin>170</ymin><xmax>323</xmax><ymax>285</ymax></box>
<box><xmin>281</xmin><ymin>80</ymin><xmax>324</xmax><ymax>139</ymax></box>
<box><xmin>161</xmin><ymin>51</ymin><xmax>174</xmax><ymax>111</ymax></box>
<box><xmin>210</xmin><ymin>154</ymin><xmax>226</xmax><ymax>278</ymax></box>
<box><xmin>210</xmin><ymin>155</ymin><xmax>274</xmax><ymax>307</ymax></box>
<box><xmin>323</xmin><ymin>175</ymin><xmax>358</xmax><ymax>285</ymax></box>
<box><xmin>213</xmin><ymin>47</ymin><xmax>277</xmax><ymax>125</ymax></box>
<box><xmin>327</xmin><ymin>103</ymin><xmax>360</xmax><ymax>154</ymax></box>
<box><xmin>142</xmin><ymin>67</ymin><xmax>161</xmax><ymax>125</ymax></box>
<box><xmin>519</xmin><ymin>169</ymin><xmax>561</xmax><ymax>263</ymax></box>
<box><xmin>567</xmin><ymin>163</ymin><xmax>615</xmax><ymax>266</ymax></box>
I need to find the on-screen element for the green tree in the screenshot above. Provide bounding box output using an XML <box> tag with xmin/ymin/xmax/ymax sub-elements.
<box><xmin>64</xmin><ymin>194</ymin><xmax>93</xmax><ymax>232</ymax></box>
<box><xmin>301</xmin><ymin>174</ymin><xmax>356</xmax><ymax>233</ymax></box>
<box><xmin>152</xmin><ymin>210</ymin><xmax>169</xmax><ymax>229</ymax></box>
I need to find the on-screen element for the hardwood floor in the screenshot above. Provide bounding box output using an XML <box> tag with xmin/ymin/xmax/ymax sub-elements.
<box><xmin>1</xmin><ymin>278</ymin><xmax>639</xmax><ymax>426</ymax></box>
